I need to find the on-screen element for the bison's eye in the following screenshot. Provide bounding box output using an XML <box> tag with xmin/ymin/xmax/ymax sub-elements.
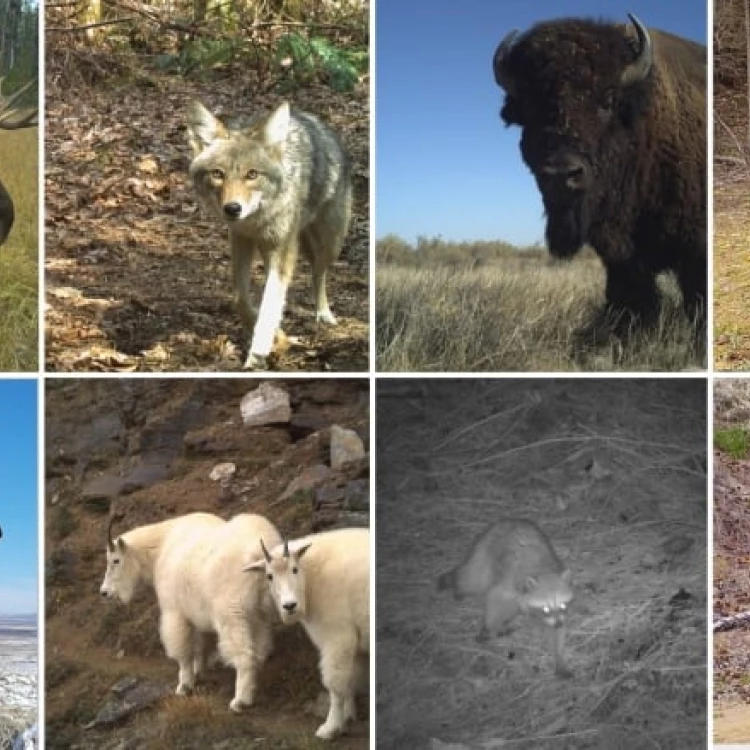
<box><xmin>598</xmin><ymin>89</ymin><xmax>616</xmax><ymax>120</ymax></box>
<box><xmin>247</xmin><ymin>169</ymin><xmax>258</xmax><ymax>180</ymax></box>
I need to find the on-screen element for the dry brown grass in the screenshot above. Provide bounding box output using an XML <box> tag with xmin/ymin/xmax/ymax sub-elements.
<box><xmin>0</xmin><ymin>708</ymin><xmax>34</xmax><ymax>749</ymax></box>
<box><xmin>377</xmin><ymin>259</ymin><xmax>704</xmax><ymax>372</ymax></box>
<box><xmin>0</xmin><ymin>127</ymin><xmax>37</xmax><ymax>371</ymax></box>
<box><xmin>715</xmin><ymin>379</ymin><xmax>750</xmax><ymax>425</ymax></box>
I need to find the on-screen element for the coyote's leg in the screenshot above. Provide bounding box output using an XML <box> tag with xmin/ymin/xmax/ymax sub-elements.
<box><xmin>230</xmin><ymin>234</ymin><xmax>257</xmax><ymax>336</ymax></box>
<box><xmin>244</xmin><ymin>240</ymin><xmax>298</xmax><ymax>370</ymax></box>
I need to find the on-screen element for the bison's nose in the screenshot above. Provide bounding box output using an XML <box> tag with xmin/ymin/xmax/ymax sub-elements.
<box><xmin>541</xmin><ymin>156</ymin><xmax>590</xmax><ymax>192</ymax></box>
<box><xmin>283</xmin><ymin>602</ymin><xmax>297</xmax><ymax>614</ymax></box>
<box><xmin>223</xmin><ymin>202</ymin><xmax>242</xmax><ymax>219</ymax></box>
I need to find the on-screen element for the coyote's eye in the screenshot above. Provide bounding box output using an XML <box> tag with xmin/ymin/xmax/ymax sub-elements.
<box><xmin>267</xmin><ymin>573</ymin><xmax>273</xmax><ymax>581</ymax></box>
<box><xmin>247</xmin><ymin>169</ymin><xmax>258</xmax><ymax>180</ymax></box>
<box><xmin>292</xmin><ymin>567</ymin><xmax>298</xmax><ymax>574</ymax></box>
<box><xmin>542</xmin><ymin>605</ymin><xmax>550</xmax><ymax>614</ymax></box>
<box><xmin>210</xmin><ymin>169</ymin><xmax>224</xmax><ymax>181</ymax></box>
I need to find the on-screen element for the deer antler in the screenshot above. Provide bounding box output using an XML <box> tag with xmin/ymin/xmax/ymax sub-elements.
<box><xmin>0</xmin><ymin>79</ymin><xmax>37</xmax><ymax>130</ymax></box>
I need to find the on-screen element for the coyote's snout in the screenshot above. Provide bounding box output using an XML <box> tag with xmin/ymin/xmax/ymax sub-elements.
<box><xmin>187</xmin><ymin>100</ymin><xmax>352</xmax><ymax>370</ymax></box>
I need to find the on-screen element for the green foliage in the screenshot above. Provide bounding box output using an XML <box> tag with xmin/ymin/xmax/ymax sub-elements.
<box><xmin>715</xmin><ymin>427</ymin><xmax>750</xmax><ymax>459</ymax></box>
<box><xmin>276</xmin><ymin>33</ymin><xmax>365</xmax><ymax>92</ymax></box>
<box><xmin>158</xmin><ymin>38</ymin><xmax>239</xmax><ymax>73</ymax></box>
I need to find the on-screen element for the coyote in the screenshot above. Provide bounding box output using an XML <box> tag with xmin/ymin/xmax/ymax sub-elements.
<box><xmin>187</xmin><ymin>100</ymin><xmax>352</xmax><ymax>370</ymax></box>
<box><xmin>437</xmin><ymin>517</ymin><xmax>575</xmax><ymax>677</ymax></box>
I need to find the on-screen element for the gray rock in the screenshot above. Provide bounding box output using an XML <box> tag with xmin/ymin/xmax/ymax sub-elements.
<box><xmin>241</xmin><ymin>383</ymin><xmax>291</xmax><ymax>426</ymax></box>
<box><xmin>209</xmin><ymin>462</ymin><xmax>236</xmax><ymax>482</ymax></box>
<box><xmin>330</xmin><ymin>425</ymin><xmax>365</xmax><ymax>470</ymax></box>
<box><xmin>331</xmin><ymin>512</ymin><xmax>369</xmax><ymax>529</ymax></box>
<box><xmin>85</xmin><ymin>678</ymin><xmax>171</xmax><ymax>728</ymax></box>
<box><xmin>344</xmin><ymin>479</ymin><xmax>369</xmax><ymax>511</ymax></box>
<box><xmin>280</xmin><ymin>465</ymin><xmax>331</xmax><ymax>503</ymax></box>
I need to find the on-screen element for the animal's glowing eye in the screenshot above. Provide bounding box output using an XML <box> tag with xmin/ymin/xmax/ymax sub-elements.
<box><xmin>247</xmin><ymin>169</ymin><xmax>258</xmax><ymax>180</ymax></box>
<box><xmin>210</xmin><ymin>169</ymin><xmax>224</xmax><ymax>180</ymax></box>
<box><xmin>560</xmin><ymin>603</ymin><xmax>567</xmax><ymax>611</ymax></box>
<box><xmin>543</xmin><ymin>605</ymin><xmax>550</xmax><ymax>614</ymax></box>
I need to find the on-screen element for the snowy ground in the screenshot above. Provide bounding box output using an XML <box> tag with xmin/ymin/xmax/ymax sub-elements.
<box><xmin>0</xmin><ymin>615</ymin><xmax>37</xmax><ymax>747</ymax></box>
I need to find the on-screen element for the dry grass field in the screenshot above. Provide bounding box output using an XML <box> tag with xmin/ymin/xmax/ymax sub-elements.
<box><xmin>0</xmin><ymin>127</ymin><xmax>37</xmax><ymax>371</ymax></box>
<box><xmin>377</xmin><ymin>251</ymin><xmax>704</xmax><ymax>372</ymax></box>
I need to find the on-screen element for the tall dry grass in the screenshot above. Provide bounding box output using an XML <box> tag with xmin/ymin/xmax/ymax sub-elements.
<box><xmin>0</xmin><ymin>127</ymin><xmax>37</xmax><ymax>371</ymax></box>
<box><xmin>377</xmin><ymin>258</ymin><xmax>704</xmax><ymax>372</ymax></box>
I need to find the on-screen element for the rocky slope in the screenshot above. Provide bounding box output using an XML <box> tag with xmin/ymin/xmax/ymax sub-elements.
<box><xmin>45</xmin><ymin>379</ymin><xmax>369</xmax><ymax>750</ymax></box>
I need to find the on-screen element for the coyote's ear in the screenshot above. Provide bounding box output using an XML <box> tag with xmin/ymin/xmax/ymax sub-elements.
<box><xmin>263</xmin><ymin>102</ymin><xmax>291</xmax><ymax>147</ymax></box>
<box><xmin>186</xmin><ymin>101</ymin><xmax>227</xmax><ymax>156</ymax></box>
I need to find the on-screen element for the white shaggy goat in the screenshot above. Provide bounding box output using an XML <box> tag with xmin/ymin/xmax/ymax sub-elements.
<box><xmin>245</xmin><ymin>527</ymin><xmax>370</xmax><ymax>739</ymax></box>
<box><xmin>100</xmin><ymin>511</ymin><xmax>282</xmax><ymax>711</ymax></box>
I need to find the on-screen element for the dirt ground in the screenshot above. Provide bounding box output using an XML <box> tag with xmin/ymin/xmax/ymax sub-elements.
<box><xmin>44</xmin><ymin>65</ymin><xmax>369</xmax><ymax>373</ymax></box>
<box><xmin>45</xmin><ymin>379</ymin><xmax>369</xmax><ymax>749</ymax></box>
<box><xmin>713</xmin><ymin>381</ymin><xmax>750</xmax><ymax>743</ymax></box>
<box><xmin>376</xmin><ymin>379</ymin><xmax>706</xmax><ymax>750</ymax></box>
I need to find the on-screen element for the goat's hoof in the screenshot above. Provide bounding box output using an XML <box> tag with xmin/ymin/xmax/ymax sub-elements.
<box><xmin>229</xmin><ymin>697</ymin><xmax>252</xmax><ymax>713</ymax></box>
<box><xmin>315</xmin><ymin>723</ymin><xmax>340</xmax><ymax>740</ymax></box>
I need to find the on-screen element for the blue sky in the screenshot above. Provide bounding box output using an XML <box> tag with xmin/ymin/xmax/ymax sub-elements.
<box><xmin>0</xmin><ymin>380</ymin><xmax>37</xmax><ymax>615</ymax></box>
<box><xmin>376</xmin><ymin>0</ymin><xmax>707</xmax><ymax>246</ymax></box>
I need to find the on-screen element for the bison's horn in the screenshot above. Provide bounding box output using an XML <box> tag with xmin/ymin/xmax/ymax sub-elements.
<box><xmin>622</xmin><ymin>13</ymin><xmax>653</xmax><ymax>85</ymax></box>
<box><xmin>283</xmin><ymin>539</ymin><xmax>290</xmax><ymax>558</ymax></box>
<box><xmin>493</xmin><ymin>29</ymin><xmax>519</xmax><ymax>94</ymax></box>
<box><xmin>260</xmin><ymin>537</ymin><xmax>272</xmax><ymax>563</ymax></box>
<box><xmin>106</xmin><ymin>516</ymin><xmax>116</xmax><ymax>551</ymax></box>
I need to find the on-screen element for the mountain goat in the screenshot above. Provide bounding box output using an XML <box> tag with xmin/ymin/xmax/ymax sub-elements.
<box><xmin>245</xmin><ymin>527</ymin><xmax>370</xmax><ymax>739</ymax></box>
<box><xmin>100</xmin><ymin>511</ymin><xmax>282</xmax><ymax>711</ymax></box>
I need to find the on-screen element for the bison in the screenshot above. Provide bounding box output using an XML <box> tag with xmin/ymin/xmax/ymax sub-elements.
<box><xmin>493</xmin><ymin>14</ymin><xmax>706</xmax><ymax>337</ymax></box>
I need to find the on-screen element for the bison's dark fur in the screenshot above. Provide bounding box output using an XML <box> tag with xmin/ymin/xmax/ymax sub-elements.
<box><xmin>494</xmin><ymin>15</ymin><xmax>706</xmax><ymax>335</ymax></box>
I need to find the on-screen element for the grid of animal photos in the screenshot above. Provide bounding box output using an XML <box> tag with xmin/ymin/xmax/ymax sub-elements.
<box><xmin>3</xmin><ymin>0</ymin><xmax>749</xmax><ymax>745</ymax></box>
